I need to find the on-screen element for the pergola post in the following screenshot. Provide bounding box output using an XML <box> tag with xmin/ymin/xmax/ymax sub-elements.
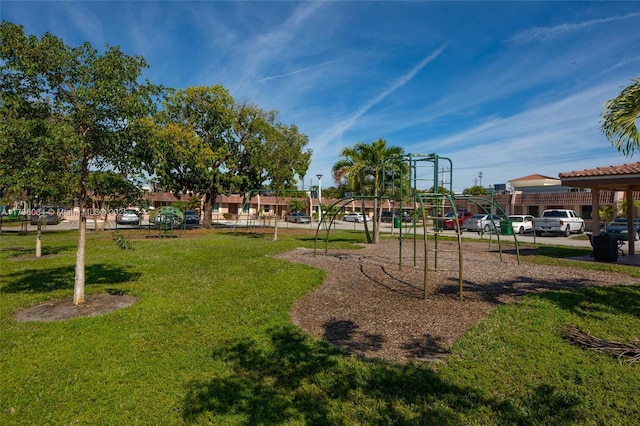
<box><xmin>626</xmin><ymin>188</ymin><xmax>635</xmax><ymax>255</ymax></box>
<box><xmin>592</xmin><ymin>188</ymin><xmax>600</xmax><ymax>236</ymax></box>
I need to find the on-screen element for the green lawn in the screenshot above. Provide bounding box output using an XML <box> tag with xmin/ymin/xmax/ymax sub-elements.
<box><xmin>1</xmin><ymin>229</ymin><xmax>639</xmax><ymax>425</ymax></box>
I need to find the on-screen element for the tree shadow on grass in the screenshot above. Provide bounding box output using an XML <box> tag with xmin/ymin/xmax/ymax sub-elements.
<box><xmin>322</xmin><ymin>319</ymin><xmax>384</xmax><ymax>357</ymax></box>
<box><xmin>1</xmin><ymin>264</ymin><xmax>141</xmax><ymax>293</ymax></box>
<box><xmin>437</xmin><ymin>274</ymin><xmax>619</xmax><ymax>306</ymax></box>
<box><xmin>2</xmin><ymin>244</ymin><xmax>76</xmax><ymax>258</ymax></box>
<box><xmin>533</xmin><ymin>284</ymin><xmax>640</xmax><ymax>321</ymax></box>
<box><xmin>182</xmin><ymin>325</ymin><xmax>584</xmax><ymax>424</ymax></box>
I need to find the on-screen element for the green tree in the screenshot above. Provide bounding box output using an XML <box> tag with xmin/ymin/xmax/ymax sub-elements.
<box><xmin>332</xmin><ymin>139</ymin><xmax>404</xmax><ymax>243</ymax></box>
<box><xmin>147</xmin><ymin>87</ymin><xmax>310</xmax><ymax>235</ymax></box>
<box><xmin>287</xmin><ymin>198</ymin><xmax>308</xmax><ymax>214</ymax></box>
<box><xmin>147</xmin><ymin>87</ymin><xmax>268</xmax><ymax>229</ymax></box>
<box><xmin>87</xmin><ymin>171</ymin><xmax>143</xmax><ymax>231</ymax></box>
<box><xmin>320</xmin><ymin>186</ymin><xmax>344</xmax><ymax>199</ymax></box>
<box><xmin>1</xmin><ymin>22</ymin><xmax>158</xmax><ymax>304</ymax></box>
<box><xmin>0</xmin><ymin>55</ymin><xmax>75</xmax><ymax>207</ymax></box>
<box><xmin>462</xmin><ymin>185</ymin><xmax>488</xmax><ymax>196</ymax></box>
<box><xmin>260</xmin><ymin>123</ymin><xmax>311</xmax><ymax>240</ymax></box>
<box><xmin>601</xmin><ymin>78</ymin><xmax>640</xmax><ymax>156</ymax></box>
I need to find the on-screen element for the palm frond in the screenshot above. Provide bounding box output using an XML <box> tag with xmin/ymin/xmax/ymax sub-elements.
<box><xmin>601</xmin><ymin>78</ymin><xmax>640</xmax><ymax>156</ymax></box>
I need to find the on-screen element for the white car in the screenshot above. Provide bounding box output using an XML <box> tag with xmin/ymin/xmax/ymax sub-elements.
<box><xmin>508</xmin><ymin>215</ymin><xmax>534</xmax><ymax>234</ymax></box>
<box><xmin>343</xmin><ymin>212</ymin><xmax>365</xmax><ymax>223</ymax></box>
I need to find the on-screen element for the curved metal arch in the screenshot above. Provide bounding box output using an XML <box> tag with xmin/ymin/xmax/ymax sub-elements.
<box><xmin>313</xmin><ymin>195</ymin><xmax>389</xmax><ymax>254</ymax></box>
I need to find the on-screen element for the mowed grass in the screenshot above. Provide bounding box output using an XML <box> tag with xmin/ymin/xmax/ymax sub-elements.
<box><xmin>1</xmin><ymin>229</ymin><xmax>639</xmax><ymax>425</ymax></box>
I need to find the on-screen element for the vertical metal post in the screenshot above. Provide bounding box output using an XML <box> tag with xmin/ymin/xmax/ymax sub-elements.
<box><xmin>432</xmin><ymin>155</ymin><xmax>439</xmax><ymax>270</ymax></box>
<box><xmin>412</xmin><ymin>157</ymin><xmax>418</xmax><ymax>267</ymax></box>
<box><xmin>398</xmin><ymin>157</ymin><xmax>403</xmax><ymax>271</ymax></box>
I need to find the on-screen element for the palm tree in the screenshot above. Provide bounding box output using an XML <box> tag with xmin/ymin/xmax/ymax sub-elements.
<box><xmin>601</xmin><ymin>78</ymin><xmax>640</xmax><ymax>156</ymax></box>
<box><xmin>287</xmin><ymin>198</ymin><xmax>308</xmax><ymax>214</ymax></box>
<box><xmin>332</xmin><ymin>139</ymin><xmax>405</xmax><ymax>243</ymax></box>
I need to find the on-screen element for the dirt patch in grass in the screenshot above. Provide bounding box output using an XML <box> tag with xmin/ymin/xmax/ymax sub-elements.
<box><xmin>14</xmin><ymin>294</ymin><xmax>137</xmax><ymax>322</ymax></box>
<box><xmin>278</xmin><ymin>239</ymin><xmax>638</xmax><ymax>363</ymax></box>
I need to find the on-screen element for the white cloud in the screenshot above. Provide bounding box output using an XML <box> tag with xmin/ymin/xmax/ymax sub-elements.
<box><xmin>256</xmin><ymin>60</ymin><xmax>342</xmax><ymax>83</ymax></box>
<box><xmin>510</xmin><ymin>12</ymin><xmax>640</xmax><ymax>44</ymax></box>
<box><xmin>418</xmin><ymin>80</ymin><xmax>632</xmax><ymax>191</ymax></box>
<box><xmin>314</xmin><ymin>46</ymin><xmax>447</xmax><ymax>149</ymax></box>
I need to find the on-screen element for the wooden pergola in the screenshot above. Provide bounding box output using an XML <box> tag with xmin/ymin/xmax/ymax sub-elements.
<box><xmin>559</xmin><ymin>162</ymin><xmax>640</xmax><ymax>255</ymax></box>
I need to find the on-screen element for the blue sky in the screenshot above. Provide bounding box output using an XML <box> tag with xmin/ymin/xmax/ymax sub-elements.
<box><xmin>3</xmin><ymin>1</ymin><xmax>639</xmax><ymax>192</ymax></box>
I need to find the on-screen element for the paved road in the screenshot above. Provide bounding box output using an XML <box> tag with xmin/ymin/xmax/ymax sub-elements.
<box><xmin>257</xmin><ymin>219</ymin><xmax>593</xmax><ymax>249</ymax></box>
<box><xmin>2</xmin><ymin>217</ymin><xmax>592</xmax><ymax>249</ymax></box>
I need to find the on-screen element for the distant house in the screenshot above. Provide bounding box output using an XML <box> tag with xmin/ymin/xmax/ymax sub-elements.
<box><xmin>509</xmin><ymin>174</ymin><xmax>575</xmax><ymax>193</ymax></box>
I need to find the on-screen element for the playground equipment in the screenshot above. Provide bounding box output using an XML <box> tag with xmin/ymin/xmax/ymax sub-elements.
<box><xmin>150</xmin><ymin>206</ymin><xmax>184</xmax><ymax>237</ymax></box>
<box><xmin>233</xmin><ymin>189</ymin><xmax>313</xmax><ymax>231</ymax></box>
<box><xmin>314</xmin><ymin>153</ymin><xmax>521</xmax><ymax>301</ymax></box>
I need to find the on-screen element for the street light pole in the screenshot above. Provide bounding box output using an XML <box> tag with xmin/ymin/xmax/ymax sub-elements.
<box><xmin>316</xmin><ymin>174</ymin><xmax>323</xmax><ymax>220</ymax></box>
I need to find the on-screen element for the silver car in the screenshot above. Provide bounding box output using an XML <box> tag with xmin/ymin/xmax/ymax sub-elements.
<box><xmin>462</xmin><ymin>214</ymin><xmax>502</xmax><ymax>233</ymax></box>
<box><xmin>343</xmin><ymin>212</ymin><xmax>365</xmax><ymax>223</ymax></box>
<box><xmin>116</xmin><ymin>208</ymin><xmax>140</xmax><ymax>225</ymax></box>
<box><xmin>285</xmin><ymin>212</ymin><xmax>311</xmax><ymax>223</ymax></box>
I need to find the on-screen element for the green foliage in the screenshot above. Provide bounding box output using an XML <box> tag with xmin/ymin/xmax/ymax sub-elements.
<box><xmin>320</xmin><ymin>186</ymin><xmax>344</xmax><ymax>199</ymax></box>
<box><xmin>287</xmin><ymin>198</ymin><xmax>307</xmax><ymax>213</ymax></box>
<box><xmin>1</xmin><ymin>21</ymin><xmax>160</xmax><ymax>302</ymax></box>
<box><xmin>332</xmin><ymin>139</ymin><xmax>407</xmax><ymax>243</ymax></box>
<box><xmin>260</xmin><ymin>122</ymin><xmax>311</xmax><ymax>196</ymax></box>
<box><xmin>1</xmin><ymin>231</ymin><xmax>638</xmax><ymax>424</ymax></box>
<box><xmin>111</xmin><ymin>230</ymin><xmax>134</xmax><ymax>250</ymax></box>
<box><xmin>463</xmin><ymin>185</ymin><xmax>488</xmax><ymax>195</ymax></box>
<box><xmin>424</xmin><ymin>185</ymin><xmax>452</xmax><ymax>195</ymax></box>
<box><xmin>145</xmin><ymin>87</ymin><xmax>311</xmax><ymax>229</ymax></box>
<box><xmin>612</xmin><ymin>198</ymin><xmax>640</xmax><ymax>217</ymax></box>
<box><xmin>332</xmin><ymin>138</ymin><xmax>405</xmax><ymax>197</ymax></box>
<box><xmin>599</xmin><ymin>205</ymin><xmax>614</xmax><ymax>222</ymax></box>
<box><xmin>601</xmin><ymin>78</ymin><xmax>640</xmax><ymax>157</ymax></box>
<box><xmin>88</xmin><ymin>171</ymin><xmax>143</xmax><ymax>210</ymax></box>
<box><xmin>171</xmin><ymin>196</ymin><xmax>200</xmax><ymax>212</ymax></box>
<box><xmin>146</xmin><ymin>85</ymin><xmax>238</xmax><ymax>224</ymax></box>
<box><xmin>0</xmin><ymin>21</ymin><xmax>159</xmax><ymax>190</ymax></box>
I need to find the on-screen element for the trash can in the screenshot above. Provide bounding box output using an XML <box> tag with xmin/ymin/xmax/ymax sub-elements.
<box><xmin>592</xmin><ymin>234</ymin><xmax>618</xmax><ymax>262</ymax></box>
<box><xmin>500</xmin><ymin>221</ymin><xmax>512</xmax><ymax>235</ymax></box>
<box><xmin>393</xmin><ymin>217</ymin><xmax>401</xmax><ymax>228</ymax></box>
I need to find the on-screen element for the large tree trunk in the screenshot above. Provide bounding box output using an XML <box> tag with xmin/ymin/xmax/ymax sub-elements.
<box><xmin>362</xmin><ymin>199</ymin><xmax>372</xmax><ymax>244</ymax></box>
<box><xmin>273</xmin><ymin>195</ymin><xmax>279</xmax><ymax>241</ymax></box>
<box><xmin>372</xmin><ymin>172</ymin><xmax>381</xmax><ymax>244</ymax></box>
<box><xmin>73</xmin><ymin>153</ymin><xmax>89</xmax><ymax>305</ymax></box>
<box><xmin>74</xmin><ymin>211</ymin><xmax>86</xmax><ymax>305</ymax></box>
<box><xmin>99</xmin><ymin>203</ymin><xmax>109</xmax><ymax>231</ymax></box>
<box><xmin>202</xmin><ymin>192</ymin><xmax>213</xmax><ymax>229</ymax></box>
<box><xmin>35</xmin><ymin>220</ymin><xmax>42</xmax><ymax>258</ymax></box>
<box><xmin>373</xmin><ymin>197</ymin><xmax>380</xmax><ymax>244</ymax></box>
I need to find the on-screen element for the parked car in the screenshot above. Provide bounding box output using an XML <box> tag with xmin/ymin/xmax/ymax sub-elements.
<box><xmin>602</xmin><ymin>217</ymin><xmax>640</xmax><ymax>241</ymax></box>
<box><xmin>379</xmin><ymin>211</ymin><xmax>412</xmax><ymax>223</ymax></box>
<box><xmin>184</xmin><ymin>210</ymin><xmax>200</xmax><ymax>227</ymax></box>
<box><xmin>153</xmin><ymin>210</ymin><xmax>183</xmax><ymax>230</ymax></box>
<box><xmin>533</xmin><ymin>209</ymin><xmax>585</xmax><ymax>237</ymax></box>
<box><xmin>116</xmin><ymin>208</ymin><xmax>140</xmax><ymax>225</ymax></box>
<box><xmin>30</xmin><ymin>206</ymin><xmax>63</xmax><ymax>225</ymax></box>
<box><xmin>285</xmin><ymin>212</ymin><xmax>311</xmax><ymax>223</ymax></box>
<box><xmin>343</xmin><ymin>212</ymin><xmax>365</xmax><ymax>223</ymax></box>
<box><xmin>438</xmin><ymin>210</ymin><xmax>473</xmax><ymax>230</ymax></box>
<box><xmin>507</xmin><ymin>215</ymin><xmax>534</xmax><ymax>234</ymax></box>
<box><xmin>462</xmin><ymin>214</ymin><xmax>502</xmax><ymax>233</ymax></box>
